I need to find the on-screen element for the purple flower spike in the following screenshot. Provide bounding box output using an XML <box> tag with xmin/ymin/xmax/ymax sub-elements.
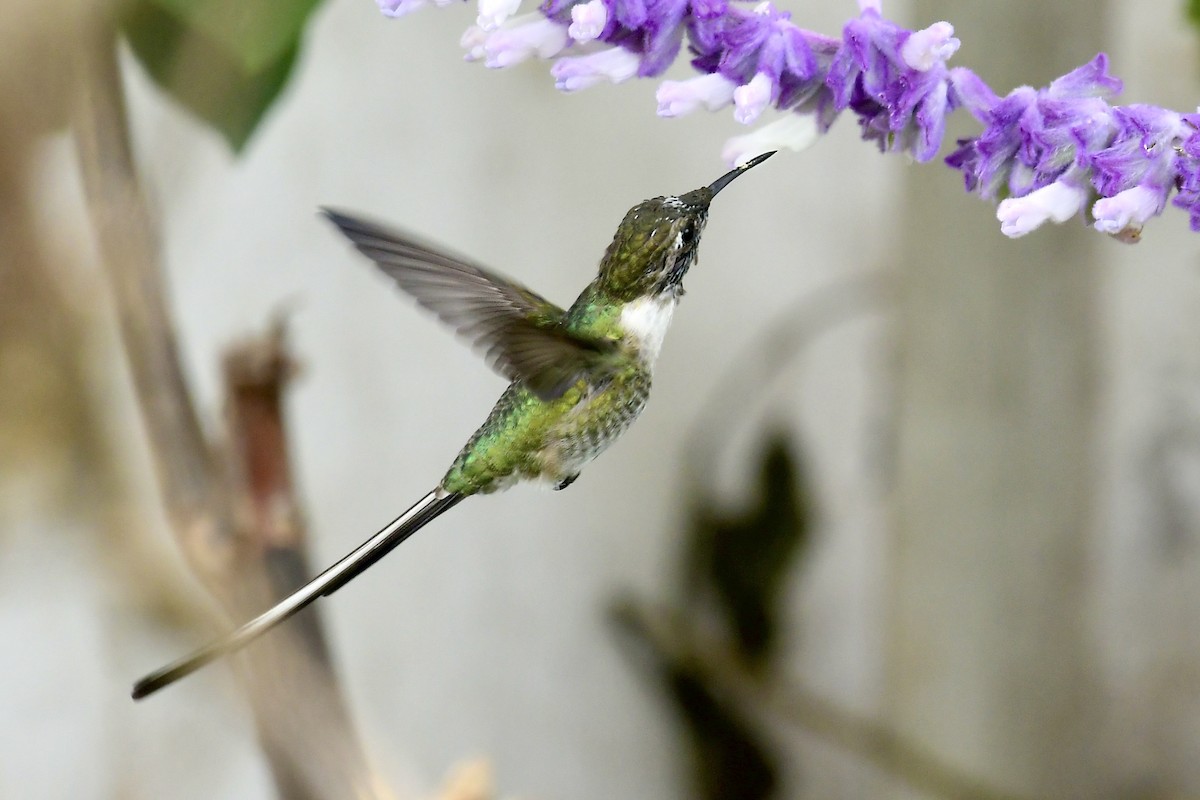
<box><xmin>382</xmin><ymin>0</ymin><xmax>1200</xmax><ymax>240</ymax></box>
<box><xmin>948</xmin><ymin>55</ymin><xmax>1122</xmax><ymax>201</ymax></box>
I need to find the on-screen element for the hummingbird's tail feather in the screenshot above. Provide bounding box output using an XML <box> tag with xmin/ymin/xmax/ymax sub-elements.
<box><xmin>131</xmin><ymin>489</ymin><xmax>464</xmax><ymax>700</ymax></box>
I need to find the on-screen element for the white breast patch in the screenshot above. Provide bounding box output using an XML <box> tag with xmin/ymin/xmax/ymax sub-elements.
<box><xmin>620</xmin><ymin>296</ymin><xmax>677</xmax><ymax>364</ymax></box>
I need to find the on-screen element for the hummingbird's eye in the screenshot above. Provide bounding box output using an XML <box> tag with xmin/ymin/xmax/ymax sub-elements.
<box><xmin>680</xmin><ymin>224</ymin><xmax>696</xmax><ymax>246</ymax></box>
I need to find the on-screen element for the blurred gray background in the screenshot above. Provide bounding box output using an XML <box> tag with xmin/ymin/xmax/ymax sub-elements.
<box><xmin>2</xmin><ymin>1</ymin><xmax>1199</xmax><ymax>798</ymax></box>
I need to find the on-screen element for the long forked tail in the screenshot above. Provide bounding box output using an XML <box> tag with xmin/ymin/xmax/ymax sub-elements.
<box><xmin>131</xmin><ymin>489</ymin><xmax>464</xmax><ymax>700</ymax></box>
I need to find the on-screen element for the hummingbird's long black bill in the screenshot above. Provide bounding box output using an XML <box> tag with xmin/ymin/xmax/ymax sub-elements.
<box><xmin>131</xmin><ymin>489</ymin><xmax>464</xmax><ymax>700</ymax></box>
<box><xmin>708</xmin><ymin>150</ymin><xmax>776</xmax><ymax>197</ymax></box>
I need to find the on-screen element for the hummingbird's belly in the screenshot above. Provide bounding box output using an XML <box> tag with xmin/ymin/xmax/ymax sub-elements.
<box><xmin>440</xmin><ymin>370</ymin><xmax>652</xmax><ymax>496</ymax></box>
<box><xmin>543</xmin><ymin>372</ymin><xmax>651</xmax><ymax>477</ymax></box>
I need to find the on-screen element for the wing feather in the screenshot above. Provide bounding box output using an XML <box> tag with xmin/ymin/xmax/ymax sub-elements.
<box><xmin>322</xmin><ymin>209</ymin><xmax>617</xmax><ymax>399</ymax></box>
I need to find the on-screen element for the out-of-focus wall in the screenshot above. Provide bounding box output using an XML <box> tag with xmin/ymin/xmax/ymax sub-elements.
<box><xmin>2</xmin><ymin>0</ymin><xmax>898</xmax><ymax>797</ymax></box>
<box><xmin>1095</xmin><ymin>4</ymin><xmax>1200</xmax><ymax>793</ymax></box>
<box><xmin>4</xmin><ymin>1</ymin><xmax>1200</xmax><ymax>798</ymax></box>
<box><xmin>887</xmin><ymin>3</ymin><xmax>1107</xmax><ymax>797</ymax></box>
<box><xmin>885</xmin><ymin>3</ymin><xmax>1200</xmax><ymax>798</ymax></box>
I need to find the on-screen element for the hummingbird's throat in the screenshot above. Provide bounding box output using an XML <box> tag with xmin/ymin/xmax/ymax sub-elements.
<box><xmin>656</xmin><ymin>254</ymin><xmax>691</xmax><ymax>294</ymax></box>
<box><xmin>654</xmin><ymin>219</ymin><xmax>704</xmax><ymax>294</ymax></box>
<box><xmin>619</xmin><ymin>295</ymin><xmax>677</xmax><ymax>363</ymax></box>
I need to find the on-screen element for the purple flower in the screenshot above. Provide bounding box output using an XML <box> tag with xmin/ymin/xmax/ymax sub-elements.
<box><xmin>462</xmin><ymin>15</ymin><xmax>569</xmax><ymax>67</ymax></box>
<box><xmin>1172</xmin><ymin>114</ymin><xmax>1200</xmax><ymax>231</ymax></box>
<box><xmin>690</xmin><ymin>0</ymin><xmax>726</xmax><ymax>21</ymax></box>
<box><xmin>656</xmin><ymin>72</ymin><xmax>737</xmax><ymax>116</ymax></box>
<box><xmin>901</xmin><ymin>21</ymin><xmax>957</xmax><ymax>71</ymax></box>
<box><xmin>948</xmin><ymin>55</ymin><xmax>1121</xmax><ymax>199</ymax></box>
<box><xmin>733</xmin><ymin>72</ymin><xmax>773</xmax><ymax>124</ymax></box>
<box><xmin>948</xmin><ymin>53</ymin><xmax>1200</xmax><ymax>240</ymax></box>
<box><xmin>1092</xmin><ymin>186</ymin><xmax>1165</xmax><ymax>242</ymax></box>
<box><xmin>632</xmin><ymin>0</ymin><xmax>692</xmax><ymax>77</ymax></box>
<box><xmin>382</xmin><ymin>0</ymin><xmax>1200</xmax><ymax>240</ymax></box>
<box><xmin>1088</xmin><ymin>105</ymin><xmax>1184</xmax><ymax>195</ymax></box>
<box><xmin>722</xmin><ymin>113</ymin><xmax>818</xmax><ymax>165</ymax></box>
<box><xmin>551</xmin><ymin>46</ymin><xmax>641</xmax><ymax>91</ymax></box>
<box><xmin>996</xmin><ymin>174</ymin><xmax>1090</xmax><ymax>237</ymax></box>
<box><xmin>827</xmin><ymin>11</ymin><xmax>960</xmax><ymax>161</ymax></box>
<box><xmin>568</xmin><ymin>0</ymin><xmax>608</xmax><ymax>41</ymax></box>
<box><xmin>461</xmin><ymin>23</ymin><xmax>488</xmax><ymax>59</ymax></box>
<box><xmin>1081</xmin><ymin>104</ymin><xmax>1186</xmax><ymax>239</ymax></box>
<box><xmin>699</xmin><ymin>3</ymin><xmax>827</xmax><ymax>107</ymax></box>
<box><xmin>546</xmin><ymin>0</ymin><xmax>685</xmax><ymax>76</ymax></box>
<box><xmin>477</xmin><ymin>0</ymin><xmax>524</xmax><ymax>30</ymax></box>
<box><xmin>708</xmin><ymin>2</ymin><xmax>800</xmax><ymax>80</ymax></box>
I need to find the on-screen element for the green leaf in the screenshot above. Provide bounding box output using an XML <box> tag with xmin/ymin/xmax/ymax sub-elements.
<box><xmin>120</xmin><ymin>0</ymin><xmax>319</xmax><ymax>152</ymax></box>
<box><xmin>1189</xmin><ymin>0</ymin><xmax>1200</xmax><ymax>27</ymax></box>
<box><xmin>144</xmin><ymin>0</ymin><xmax>323</xmax><ymax>74</ymax></box>
<box><xmin>682</xmin><ymin>434</ymin><xmax>811</xmax><ymax>668</ymax></box>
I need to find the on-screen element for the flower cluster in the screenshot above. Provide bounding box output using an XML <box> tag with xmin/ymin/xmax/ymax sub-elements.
<box><xmin>378</xmin><ymin>0</ymin><xmax>1200</xmax><ymax>242</ymax></box>
<box><xmin>946</xmin><ymin>55</ymin><xmax>1200</xmax><ymax>241</ymax></box>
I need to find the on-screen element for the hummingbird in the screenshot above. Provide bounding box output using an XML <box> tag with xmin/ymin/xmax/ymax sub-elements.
<box><xmin>131</xmin><ymin>151</ymin><xmax>775</xmax><ymax>699</ymax></box>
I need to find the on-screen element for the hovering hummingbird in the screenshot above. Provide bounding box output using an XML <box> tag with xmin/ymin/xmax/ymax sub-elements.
<box><xmin>131</xmin><ymin>151</ymin><xmax>775</xmax><ymax>699</ymax></box>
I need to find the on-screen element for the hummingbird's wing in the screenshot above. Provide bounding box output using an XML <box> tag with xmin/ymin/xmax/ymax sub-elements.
<box><xmin>323</xmin><ymin>209</ymin><xmax>618</xmax><ymax>400</ymax></box>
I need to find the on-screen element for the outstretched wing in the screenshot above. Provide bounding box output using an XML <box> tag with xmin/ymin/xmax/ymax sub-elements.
<box><xmin>323</xmin><ymin>209</ymin><xmax>617</xmax><ymax>400</ymax></box>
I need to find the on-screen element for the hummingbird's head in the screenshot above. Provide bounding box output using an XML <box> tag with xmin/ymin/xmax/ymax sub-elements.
<box><xmin>596</xmin><ymin>152</ymin><xmax>775</xmax><ymax>302</ymax></box>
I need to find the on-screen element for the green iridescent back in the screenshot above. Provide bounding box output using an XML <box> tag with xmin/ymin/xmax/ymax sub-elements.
<box><xmin>439</xmin><ymin>280</ymin><xmax>654</xmax><ymax>496</ymax></box>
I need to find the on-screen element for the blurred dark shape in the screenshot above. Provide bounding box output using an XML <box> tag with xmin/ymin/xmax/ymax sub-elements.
<box><xmin>683</xmin><ymin>434</ymin><xmax>810</xmax><ymax>669</ymax></box>
<box><xmin>120</xmin><ymin>0</ymin><xmax>323</xmax><ymax>150</ymax></box>
<box><xmin>668</xmin><ymin>669</ymin><xmax>775</xmax><ymax>800</ymax></box>
<box><xmin>1142</xmin><ymin>412</ymin><xmax>1200</xmax><ymax>557</ymax></box>
<box><xmin>611</xmin><ymin>602</ymin><xmax>779</xmax><ymax>800</ymax></box>
<box><xmin>610</xmin><ymin>434</ymin><xmax>812</xmax><ymax>799</ymax></box>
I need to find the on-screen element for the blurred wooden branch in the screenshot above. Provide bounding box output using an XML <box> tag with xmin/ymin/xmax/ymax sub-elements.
<box><xmin>71</xmin><ymin>7</ymin><xmax>385</xmax><ymax>798</ymax></box>
<box><xmin>73</xmin><ymin>8</ymin><xmax>218</xmax><ymax>561</ymax></box>
<box><xmin>616</xmin><ymin>601</ymin><xmax>1038</xmax><ymax>800</ymax></box>
<box><xmin>220</xmin><ymin>324</ymin><xmax>385</xmax><ymax>799</ymax></box>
